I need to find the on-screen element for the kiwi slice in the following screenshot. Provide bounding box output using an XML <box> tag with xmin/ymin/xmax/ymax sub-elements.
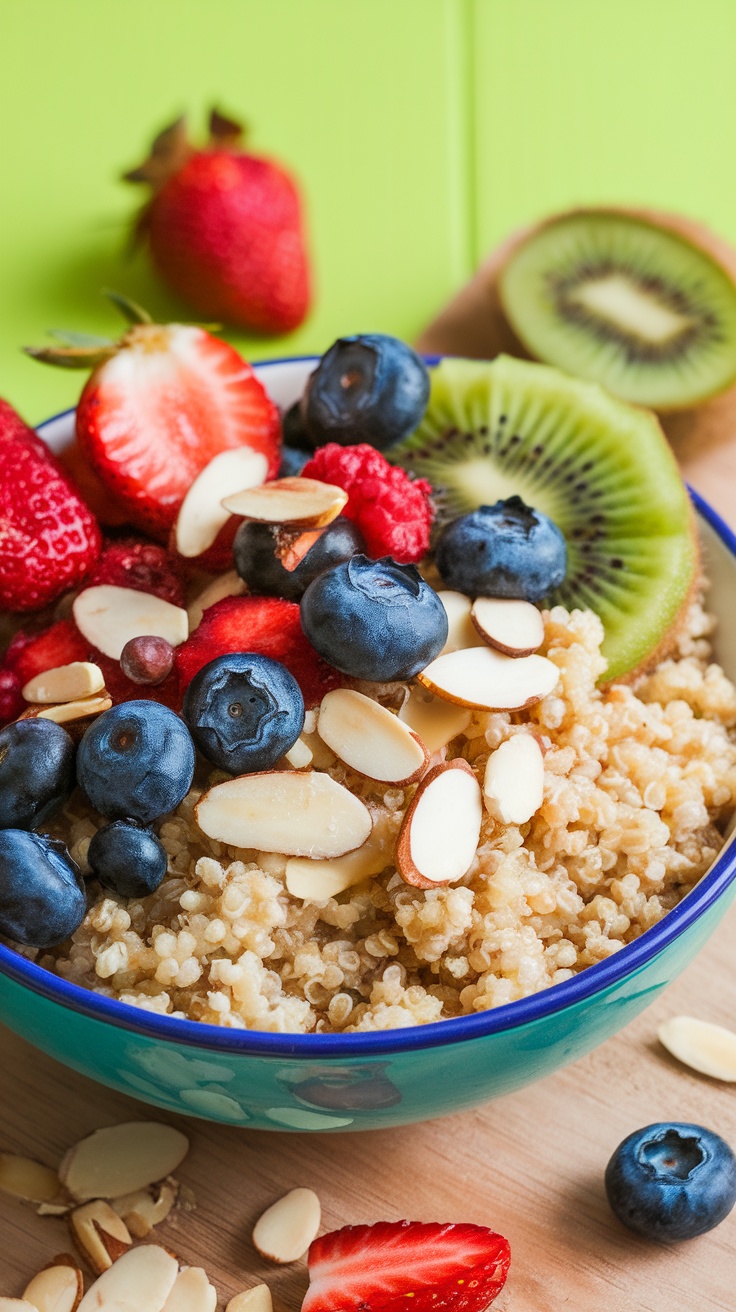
<box><xmin>498</xmin><ymin>210</ymin><xmax>736</xmax><ymax>409</ymax></box>
<box><xmin>393</xmin><ymin>355</ymin><xmax>698</xmax><ymax>682</ymax></box>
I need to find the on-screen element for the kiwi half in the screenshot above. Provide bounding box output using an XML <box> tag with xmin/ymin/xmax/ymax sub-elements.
<box><xmin>393</xmin><ymin>355</ymin><xmax>698</xmax><ymax>682</ymax></box>
<box><xmin>498</xmin><ymin>210</ymin><xmax>736</xmax><ymax>410</ymax></box>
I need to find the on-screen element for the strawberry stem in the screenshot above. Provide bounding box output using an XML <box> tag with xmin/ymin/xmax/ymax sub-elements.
<box><xmin>103</xmin><ymin>289</ymin><xmax>153</xmax><ymax>325</ymax></box>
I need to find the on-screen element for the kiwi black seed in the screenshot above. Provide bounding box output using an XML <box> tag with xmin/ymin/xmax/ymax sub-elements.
<box><xmin>498</xmin><ymin>210</ymin><xmax>736</xmax><ymax>409</ymax></box>
<box><xmin>393</xmin><ymin>355</ymin><xmax>698</xmax><ymax>682</ymax></box>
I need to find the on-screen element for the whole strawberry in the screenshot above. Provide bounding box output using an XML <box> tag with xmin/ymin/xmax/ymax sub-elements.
<box><xmin>0</xmin><ymin>400</ymin><xmax>101</xmax><ymax>612</ymax></box>
<box><xmin>125</xmin><ymin>110</ymin><xmax>311</xmax><ymax>334</ymax></box>
<box><xmin>26</xmin><ymin>294</ymin><xmax>281</xmax><ymax>540</ymax></box>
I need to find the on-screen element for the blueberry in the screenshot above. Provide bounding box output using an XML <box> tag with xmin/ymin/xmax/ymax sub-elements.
<box><xmin>182</xmin><ymin>653</ymin><xmax>305</xmax><ymax>774</ymax></box>
<box><xmin>302</xmin><ymin>335</ymin><xmax>430</xmax><ymax>451</ymax></box>
<box><xmin>281</xmin><ymin>400</ymin><xmax>314</xmax><ymax>452</ymax></box>
<box><xmin>279</xmin><ymin>445</ymin><xmax>310</xmax><ymax>477</ymax></box>
<box><xmin>435</xmin><ymin>495</ymin><xmax>567</xmax><ymax>601</ymax></box>
<box><xmin>233</xmin><ymin>515</ymin><xmax>365</xmax><ymax>602</ymax></box>
<box><xmin>77</xmin><ymin>702</ymin><xmax>195</xmax><ymax>824</ymax></box>
<box><xmin>0</xmin><ymin>831</ymin><xmax>86</xmax><ymax>948</ymax></box>
<box><xmin>300</xmin><ymin>554</ymin><xmax>448</xmax><ymax>681</ymax></box>
<box><xmin>605</xmin><ymin>1122</ymin><xmax>736</xmax><ymax>1242</ymax></box>
<box><xmin>88</xmin><ymin>820</ymin><xmax>168</xmax><ymax>899</ymax></box>
<box><xmin>0</xmin><ymin>719</ymin><xmax>76</xmax><ymax>831</ymax></box>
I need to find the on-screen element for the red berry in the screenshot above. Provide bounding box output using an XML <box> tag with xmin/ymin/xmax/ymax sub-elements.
<box><xmin>301</xmin><ymin>444</ymin><xmax>433</xmax><ymax>564</ymax></box>
<box><xmin>304</xmin><ymin>1221</ymin><xmax>511</xmax><ymax>1312</ymax></box>
<box><xmin>4</xmin><ymin>620</ymin><xmax>90</xmax><ymax>687</ymax></box>
<box><xmin>94</xmin><ymin>654</ymin><xmax>181</xmax><ymax>711</ymax></box>
<box><xmin>88</xmin><ymin>539</ymin><xmax>186</xmax><ymax>607</ymax></box>
<box><xmin>125</xmin><ymin>113</ymin><xmax>311</xmax><ymax>334</ymax></box>
<box><xmin>174</xmin><ymin>594</ymin><xmax>342</xmax><ymax>708</ymax></box>
<box><xmin>0</xmin><ymin>399</ymin><xmax>101</xmax><ymax>612</ymax></box>
<box><xmin>0</xmin><ymin>669</ymin><xmax>24</xmax><ymax>725</ymax></box>
<box><xmin>120</xmin><ymin>635</ymin><xmax>175</xmax><ymax>685</ymax></box>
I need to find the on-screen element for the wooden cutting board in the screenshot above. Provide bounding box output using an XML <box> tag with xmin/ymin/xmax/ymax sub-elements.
<box><xmin>1</xmin><ymin>338</ymin><xmax>735</xmax><ymax>1307</ymax></box>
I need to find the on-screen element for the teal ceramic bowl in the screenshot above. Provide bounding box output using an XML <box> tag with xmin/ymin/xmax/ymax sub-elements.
<box><xmin>1</xmin><ymin>356</ymin><xmax>735</xmax><ymax>1132</ymax></box>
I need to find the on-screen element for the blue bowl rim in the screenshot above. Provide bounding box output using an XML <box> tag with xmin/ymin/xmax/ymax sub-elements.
<box><xmin>2</xmin><ymin>364</ymin><xmax>733</xmax><ymax>1059</ymax></box>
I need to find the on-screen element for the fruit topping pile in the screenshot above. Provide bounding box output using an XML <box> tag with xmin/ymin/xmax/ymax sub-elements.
<box><xmin>0</xmin><ymin>308</ymin><xmax>705</xmax><ymax>952</ymax></box>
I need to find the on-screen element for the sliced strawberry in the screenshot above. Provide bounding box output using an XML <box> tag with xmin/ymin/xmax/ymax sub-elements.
<box><xmin>174</xmin><ymin>594</ymin><xmax>342</xmax><ymax>708</ymax></box>
<box><xmin>87</xmin><ymin>538</ymin><xmax>186</xmax><ymax>607</ymax></box>
<box><xmin>94</xmin><ymin>654</ymin><xmax>181</xmax><ymax>711</ymax></box>
<box><xmin>5</xmin><ymin>620</ymin><xmax>90</xmax><ymax>687</ymax></box>
<box><xmin>59</xmin><ymin>439</ymin><xmax>130</xmax><ymax>528</ymax></box>
<box><xmin>168</xmin><ymin>514</ymin><xmax>241</xmax><ymax>575</ymax></box>
<box><xmin>74</xmin><ymin>324</ymin><xmax>281</xmax><ymax>539</ymax></box>
<box><xmin>304</xmin><ymin>1221</ymin><xmax>510</xmax><ymax>1312</ymax></box>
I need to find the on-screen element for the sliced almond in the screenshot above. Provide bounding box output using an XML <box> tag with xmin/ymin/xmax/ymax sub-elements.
<box><xmin>418</xmin><ymin>645</ymin><xmax>559</xmax><ymax>711</ymax></box>
<box><xmin>22</xmin><ymin>662</ymin><xmax>106</xmax><ymax>705</ymax></box>
<box><xmin>73</xmin><ymin>586</ymin><xmax>188</xmax><ymax>661</ymax></box>
<box><xmin>175</xmin><ymin>447</ymin><xmax>268</xmax><ymax>558</ymax></box>
<box><xmin>658</xmin><ymin>1015</ymin><xmax>736</xmax><ymax>1081</ymax></box>
<box><xmin>286</xmin><ymin>826</ymin><xmax>391</xmax><ymax>901</ymax></box>
<box><xmin>77</xmin><ymin>1245</ymin><xmax>179</xmax><ymax>1312</ymax></box>
<box><xmin>471</xmin><ymin>597</ymin><xmax>545</xmax><ymax>657</ymax></box>
<box><xmin>69</xmin><ymin>1200</ymin><xmax>132</xmax><ymax>1274</ymax></box>
<box><xmin>59</xmin><ymin>1122</ymin><xmax>189</xmax><ymax>1203</ymax></box>
<box><xmin>437</xmin><ymin>590</ymin><xmax>486</xmax><ymax>655</ymax></box>
<box><xmin>398</xmin><ymin>686</ymin><xmax>472</xmax><ymax>753</ymax></box>
<box><xmin>19</xmin><ymin>695</ymin><xmax>113</xmax><ymax>726</ymax></box>
<box><xmin>111</xmin><ymin>1178</ymin><xmax>178</xmax><ymax>1238</ymax></box>
<box><xmin>284</xmin><ymin>737</ymin><xmax>313</xmax><ymax>770</ymax></box>
<box><xmin>37</xmin><ymin>1201</ymin><xmax>74</xmax><ymax>1217</ymax></box>
<box><xmin>252</xmin><ymin>1187</ymin><xmax>321</xmax><ymax>1264</ymax></box>
<box><xmin>23</xmin><ymin>1262</ymin><xmax>83</xmax><ymax>1312</ymax></box>
<box><xmin>0</xmin><ymin>1301</ymin><xmax>39</xmax><ymax>1310</ymax></box>
<box><xmin>187</xmin><ymin>570</ymin><xmax>247</xmax><ymax>634</ymax></box>
<box><xmin>396</xmin><ymin>758</ymin><xmax>482</xmax><ymax>889</ymax></box>
<box><xmin>196</xmin><ymin>771</ymin><xmax>372</xmax><ymax>858</ymax></box>
<box><xmin>222</xmin><ymin>477</ymin><xmax>348</xmax><ymax>528</ymax></box>
<box><xmin>317</xmin><ymin>689</ymin><xmax>428</xmax><ymax>785</ymax></box>
<box><xmin>0</xmin><ymin>1153</ymin><xmax>61</xmax><ymax>1203</ymax></box>
<box><xmin>160</xmin><ymin>1267</ymin><xmax>217</xmax><ymax>1312</ymax></box>
<box><xmin>226</xmin><ymin>1287</ymin><xmax>273</xmax><ymax>1312</ymax></box>
<box><xmin>483</xmin><ymin>733</ymin><xmax>545</xmax><ymax>825</ymax></box>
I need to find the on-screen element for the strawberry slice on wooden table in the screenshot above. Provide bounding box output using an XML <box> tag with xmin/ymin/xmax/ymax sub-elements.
<box><xmin>26</xmin><ymin>293</ymin><xmax>282</xmax><ymax>541</ymax></box>
<box><xmin>303</xmin><ymin>1221</ymin><xmax>511</xmax><ymax>1312</ymax></box>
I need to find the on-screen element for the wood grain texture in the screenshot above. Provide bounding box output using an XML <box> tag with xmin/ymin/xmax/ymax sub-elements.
<box><xmin>0</xmin><ymin>899</ymin><xmax>734</xmax><ymax>1309</ymax></box>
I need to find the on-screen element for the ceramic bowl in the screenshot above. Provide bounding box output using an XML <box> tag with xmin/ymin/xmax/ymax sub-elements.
<box><xmin>1</xmin><ymin>355</ymin><xmax>735</xmax><ymax>1133</ymax></box>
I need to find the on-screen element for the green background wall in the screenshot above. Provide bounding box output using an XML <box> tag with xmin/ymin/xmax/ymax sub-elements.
<box><xmin>2</xmin><ymin>0</ymin><xmax>735</xmax><ymax>422</ymax></box>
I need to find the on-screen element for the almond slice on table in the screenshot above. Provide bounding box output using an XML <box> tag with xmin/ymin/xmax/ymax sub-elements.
<box><xmin>111</xmin><ymin>1178</ymin><xmax>178</xmax><ymax>1238</ymax></box>
<box><xmin>0</xmin><ymin>1153</ymin><xmax>61</xmax><ymax>1203</ymax></box>
<box><xmin>74</xmin><ymin>586</ymin><xmax>189</xmax><ymax>661</ymax></box>
<box><xmin>286</xmin><ymin>826</ymin><xmax>391</xmax><ymax>901</ymax></box>
<box><xmin>437</xmin><ymin>591</ymin><xmax>486</xmax><ymax>655</ymax></box>
<box><xmin>22</xmin><ymin>662</ymin><xmax>106</xmax><ymax>705</ymax></box>
<box><xmin>418</xmin><ymin>645</ymin><xmax>559</xmax><ymax>711</ymax></box>
<box><xmin>19</xmin><ymin>695</ymin><xmax>113</xmax><ymax>726</ymax></box>
<box><xmin>59</xmin><ymin>1122</ymin><xmax>189</xmax><ymax>1203</ymax></box>
<box><xmin>77</xmin><ymin>1245</ymin><xmax>179</xmax><ymax>1312</ymax></box>
<box><xmin>160</xmin><ymin>1267</ymin><xmax>217</xmax><ymax>1312</ymax></box>
<box><xmin>175</xmin><ymin>447</ymin><xmax>268</xmax><ymax>558</ymax></box>
<box><xmin>471</xmin><ymin>597</ymin><xmax>545</xmax><ymax>657</ymax></box>
<box><xmin>23</xmin><ymin>1261</ymin><xmax>83</xmax><ymax>1312</ymax></box>
<box><xmin>252</xmin><ymin>1187</ymin><xmax>321</xmax><ymax>1264</ymax></box>
<box><xmin>196</xmin><ymin>771</ymin><xmax>372</xmax><ymax>858</ymax></box>
<box><xmin>396</xmin><ymin>758</ymin><xmax>483</xmax><ymax>889</ymax></box>
<box><xmin>317</xmin><ymin>688</ymin><xmax>429</xmax><ymax>784</ymax></box>
<box><xmin>187</xmin><ymin>570</ymin><xmax>247</xmax><ymax>634</ymax></box>
<box><xmin>398</xmin><ymin>686</ymin><xmax>472</xmax><ymax>754</ymax></box>
<box><xmin>484</xmin><ymin>733</ymin><xmax>545</xmax><ymax>825</ymax></box>
<box><xmin>226</xmin><ymin>1287</ymin><xmax>273</xmax><ymax>1312</ymax></box>
<box><xmin>658</xmin><ymin>1015</ymin><xmax>736</xmax><ymax>1081</ymax></box>
<box><xmin>222</xmin><ymin>477</ymin><xmax>348</xmax><ymax>528</ymax></box>
<box><xmin>69</xmin><ymin>1200</ymin><xmax>132</xmax><ymax>1274</ymax></box>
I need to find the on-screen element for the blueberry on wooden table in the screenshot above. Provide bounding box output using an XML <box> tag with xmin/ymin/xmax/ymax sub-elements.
<box><xmin>605</xmin><ymin>1121</ymin><xmax>736</xmax><ymax>1242</ymax></box>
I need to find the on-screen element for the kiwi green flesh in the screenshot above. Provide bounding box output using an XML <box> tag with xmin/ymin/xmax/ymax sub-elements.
<box><xmin>393</xmin><ymin>356</ymin><xmax>698</xmax><ymax>682</ymax></box>
<box><xmin>499</xmin><ymin>211</ymin><xmax>736</xmax><ymax>408</ymax></box>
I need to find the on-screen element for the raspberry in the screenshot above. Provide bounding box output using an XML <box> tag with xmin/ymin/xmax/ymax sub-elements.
<box><xmin>88</xmin><ymin>539</ymin><xmax>186</xmax><ymax>608</ymax></box>
<box><xmin>0</xmin><ymin>669</ymin><xmax>24</xmax><ymax>725</ymax></box>
<box><xmin>301</xmin><ymin>444</ymin><xmax>433</xmax><ymax>564</ymax></box>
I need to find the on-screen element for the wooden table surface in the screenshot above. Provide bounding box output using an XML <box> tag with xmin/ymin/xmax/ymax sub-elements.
<box><xmin>0</xmin><ymin>415</ymin><xmax>735</xmax><ymax>1309</ymax></box>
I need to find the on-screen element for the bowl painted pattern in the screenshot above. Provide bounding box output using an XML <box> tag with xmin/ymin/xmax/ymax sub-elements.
<box><xmin>1</xmin><ymin>357</ymin><xmax>734</xmax><ymax>1132</ymax></box>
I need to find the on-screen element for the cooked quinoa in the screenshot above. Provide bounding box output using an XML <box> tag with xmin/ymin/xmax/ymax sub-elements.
<box><xmin>30</xmin><ymin>598</ymin><xmax>736</xmax><ymax>1033</ymax></box>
